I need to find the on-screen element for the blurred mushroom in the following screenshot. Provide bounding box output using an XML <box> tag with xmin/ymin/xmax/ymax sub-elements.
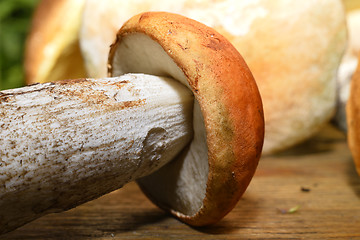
<box><xmin>24</xmin><ymin>0</ymin><xmax>86</xmax><ymax>85</ymax></box>
<box><xmin>79</xmin><ymin>0</ymin><xmax>347</xmax><ymax>154</ymax></box>
<box><xmin>25</xmin><ymin>0</ymin><xmax>347</xmax><ymax>155</ymax></box>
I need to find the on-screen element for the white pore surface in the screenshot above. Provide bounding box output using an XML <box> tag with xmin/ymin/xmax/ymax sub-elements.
<box><xmin>0</xmin><ymin>74</ymin><xmax>193</xmax><ymax>229</ymax></box>
<box><xmin>112</xmin><ymin>33</ymin><xmax>209</xmax><ymax>216</ymax></box>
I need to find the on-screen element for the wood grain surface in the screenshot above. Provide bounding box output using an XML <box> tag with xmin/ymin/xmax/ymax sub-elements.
<box><xmin>2</xmin><ymin>125</ymin><xmax>359</xmax><ymax>239</ymax></box>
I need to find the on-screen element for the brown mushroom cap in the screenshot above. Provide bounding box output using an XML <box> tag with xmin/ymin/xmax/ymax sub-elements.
<box><xmin>108</xmin><ymin>12</ymin><xmax>264</xmax><ymax>226</ymax></box>
<box><xmin>346</xmin><ymin>53</ymin><xmax>360</xmax><ymax>176</ymax></box>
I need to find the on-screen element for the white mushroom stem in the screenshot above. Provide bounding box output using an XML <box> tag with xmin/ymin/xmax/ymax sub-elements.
<box><xmin>0</xmin><ymin>73</ymin><xmax>194</xmax><ymax>234</ymax></box>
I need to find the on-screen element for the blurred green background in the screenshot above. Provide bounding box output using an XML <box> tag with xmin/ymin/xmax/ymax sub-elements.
<box><xmin>0</xmin><ymin>0</ymin><xmax>39</xmax><ymax>90</ymax></box>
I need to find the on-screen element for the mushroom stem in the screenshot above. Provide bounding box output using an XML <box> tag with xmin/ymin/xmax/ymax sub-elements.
<box><xmin>0</xmin><ymin>73</ymin><xmax>193</xmax><ymax>234</ymax></box>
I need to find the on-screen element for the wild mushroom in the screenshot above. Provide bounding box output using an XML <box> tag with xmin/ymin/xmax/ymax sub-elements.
<box><xmin>79</xmin><ymin>0</ymin><xmax>346</xmax><ymax>155</ymax></box>
<box><xmin>346</xmin><ymin>53</ymin><xmax>360</xmax><ymax>176</ymax></box>
<box><xmin>0</xmin><ymin>12</ymin><xmax>264</xmax><ymax>233</ymax></box>
<box><xmin>24</xmin><ymin>0</ymin><xmax>86</xmax><ymax>84</ymax></box>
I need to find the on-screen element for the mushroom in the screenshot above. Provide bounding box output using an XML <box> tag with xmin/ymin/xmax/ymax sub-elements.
<box><xmin>24</xmin><ymin>0</ymin><xmax>86</xmax><ymax>84</ymax></box>
<box><xmin>0</xmin><ymin>12</ymin><xmax>264</xmax><ymax>234</ymax></box>
<box><xmin>346</xmin><ymin>53</ymin><xmax>360</xmax><ymax>176</ymax></box>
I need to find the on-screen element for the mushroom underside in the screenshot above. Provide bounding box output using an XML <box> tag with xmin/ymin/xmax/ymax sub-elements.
<box><xmin>111</xmin><ymin>32</ymin><xmax>209</xmax><ymax>216</ymax></box>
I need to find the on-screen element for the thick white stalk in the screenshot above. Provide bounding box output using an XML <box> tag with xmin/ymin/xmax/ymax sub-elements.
<box><xmin>0</xmin><ymin>73</ymin><xmax>193</xmax><ymax>233</ymax></box>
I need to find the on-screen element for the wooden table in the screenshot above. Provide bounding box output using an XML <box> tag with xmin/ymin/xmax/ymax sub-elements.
<box><xmin>2</xmin><ymin>125</ymin><xmax>360</xmax><ymax>239</ymax></box>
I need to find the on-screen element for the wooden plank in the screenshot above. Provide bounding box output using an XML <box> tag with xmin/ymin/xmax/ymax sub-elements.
<box><xmin>2</xmin><ymin>125</ymin><xmax>360</xmax><ymax>239</ymax></box>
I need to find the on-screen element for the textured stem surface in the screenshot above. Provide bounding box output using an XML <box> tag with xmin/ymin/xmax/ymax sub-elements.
<box><xmin>0</xmin><ymin>74</ymin><xmax>193</xmax><ymax>233</ymax></box>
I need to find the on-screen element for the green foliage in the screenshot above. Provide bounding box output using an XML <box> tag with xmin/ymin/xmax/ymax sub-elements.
<box><xmin>0</xmin><ymin>0</ymin><xmax>39</xmax><ymax>90</ymax></box>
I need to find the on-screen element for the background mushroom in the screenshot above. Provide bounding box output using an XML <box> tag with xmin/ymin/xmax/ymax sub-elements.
<box><xmin>0</xmin><ymin>12</ymin><xmax>264</xmax><ymax>233</ymax></box>
<box><xmin>24</xmin><ymin>0</ymin><xmax>347</xmax><ymax>155</ymax></box>
<box><xmin>24</xmin><ymin>0</ymin><xmax>86</xmax><ymax>85</ymax></box>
